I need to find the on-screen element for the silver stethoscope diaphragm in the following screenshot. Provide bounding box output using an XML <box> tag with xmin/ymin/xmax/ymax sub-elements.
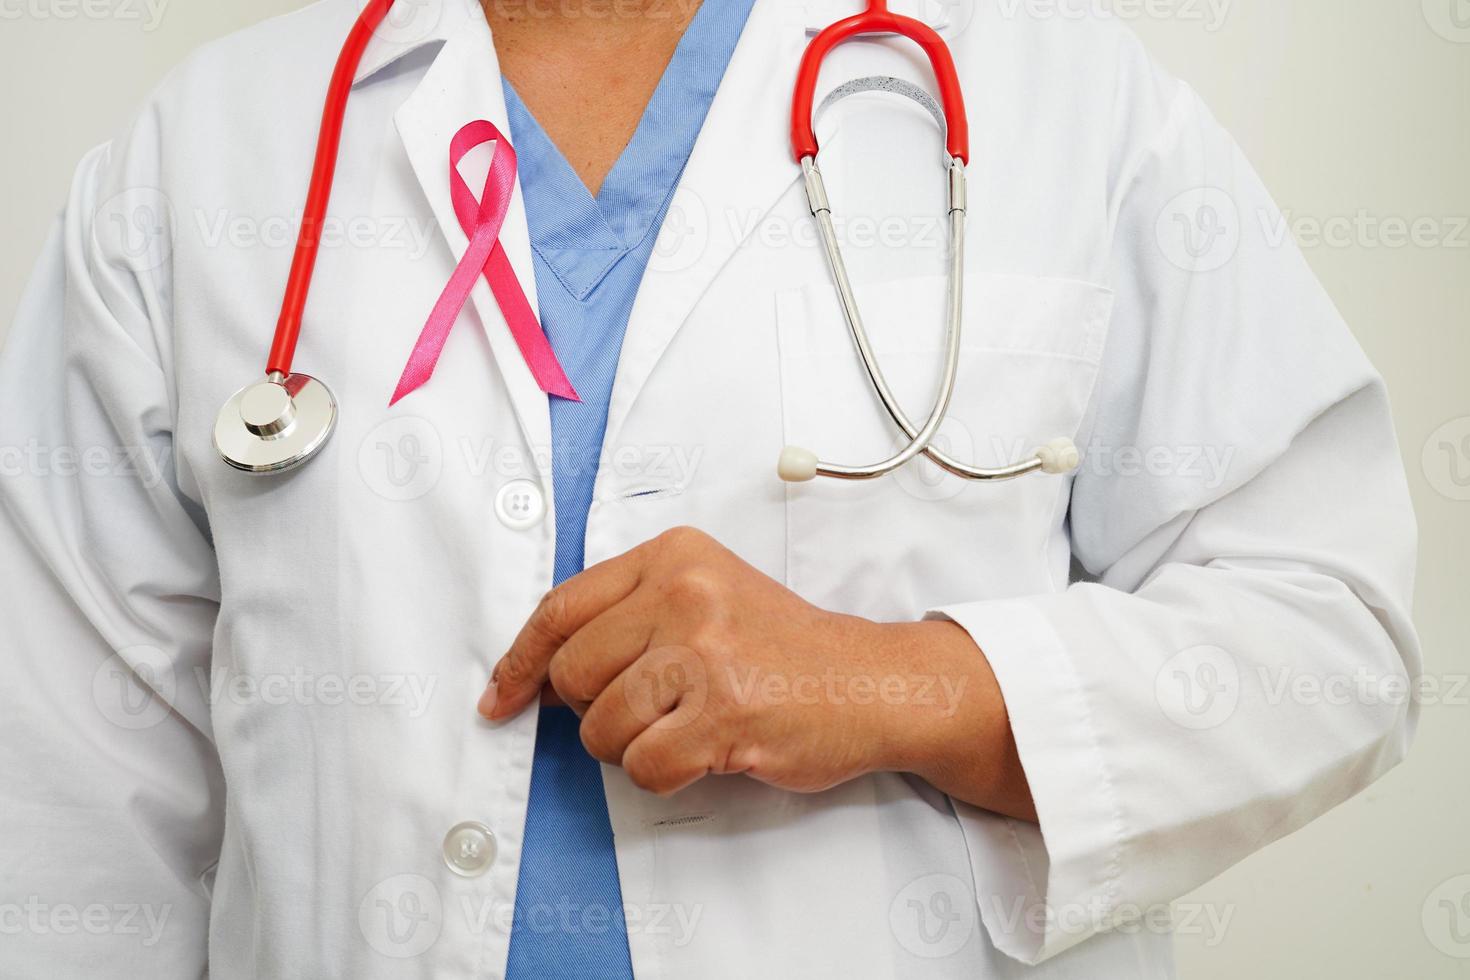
<box><xmin>213</xmin><ymin>372</ymin><xmax>338</xmax><ymax>474</ymax></box>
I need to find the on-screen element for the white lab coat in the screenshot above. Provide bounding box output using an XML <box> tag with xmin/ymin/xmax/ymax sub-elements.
<box><xmin>0</xmin><ymin>0</ymin><xmax>1419</xmax><ymax>976</ymax></box>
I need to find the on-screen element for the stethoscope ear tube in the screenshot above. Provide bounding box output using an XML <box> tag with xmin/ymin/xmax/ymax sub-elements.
<box><xmin>789</xmin><ymin>0</ymin><xmax>969</xmax><ymax>163</ymax></box>
<box><xmin>778</xmin><ymin>153</ymin><xmax>966</xmax><ymax>483</ymax></box>
<box><xmin>216</xmin><ymin>0</ymin><xmax>1079</xmax><ymax>485</ymax></box>
<box><xmin>783</xmin><ymin>5</ymin><xmax>1079</xmax><ymax>484</ymax></box>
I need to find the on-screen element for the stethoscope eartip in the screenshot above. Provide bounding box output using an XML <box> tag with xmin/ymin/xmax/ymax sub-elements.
<box><xmin>1036</xmin><ymin>437</ymin><xmax>1081</xmax><ymax>476</ymax></box>
<box><xmin>778</xmin><ymin>446</ymin><xmax>820</xmax><ymax>483</ymax></box>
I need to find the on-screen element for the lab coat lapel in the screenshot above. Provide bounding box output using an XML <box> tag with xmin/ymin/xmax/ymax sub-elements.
<box><xmin>390</xmin><ymin>3</ymin><xmax>553</xmax><ymax>458</ymax></box>
<box><xmin>602</xmin><ymin>0</ymin><xmax>808</xmax><ymax>448</ymax></box>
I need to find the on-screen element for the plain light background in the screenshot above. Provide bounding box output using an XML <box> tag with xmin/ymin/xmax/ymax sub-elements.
<box><xmin>1</xmin><ymin>1</ymin><xmax>1466</xmax><ymax>976</ymax></box>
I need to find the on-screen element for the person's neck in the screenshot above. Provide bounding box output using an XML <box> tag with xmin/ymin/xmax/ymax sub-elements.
<box><xmin>481</xmin><ymin>0</ymin><xmax>700</xmax><ymax>44</ymax></box>
<box><xmin>481</xmin><ymin>0</ymin><xmax>705</xmax><ymax>196</ymax></box>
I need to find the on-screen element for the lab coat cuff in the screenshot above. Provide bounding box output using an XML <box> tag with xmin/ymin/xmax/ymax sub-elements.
<box><xmin>927</xmin><ymin>597</ymin><xmax>1126</xmax><ymax>965</ymax></box>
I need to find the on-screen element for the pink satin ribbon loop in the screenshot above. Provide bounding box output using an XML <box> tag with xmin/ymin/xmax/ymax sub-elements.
<box><xmin>391</xmin><ymin>120</ymin><xmax>578</xmax><ymax>406</ymax></box>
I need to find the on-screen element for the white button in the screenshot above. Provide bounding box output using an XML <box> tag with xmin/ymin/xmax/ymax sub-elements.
<box><xmin>494</xmin><ymin>480</ymin><xmax>545</xmax><ymax>530</ymax></box>
<box><xmin>442</xmin><ymin>821</ymin><xmax>496</xmax><ymax>877</ymax></box>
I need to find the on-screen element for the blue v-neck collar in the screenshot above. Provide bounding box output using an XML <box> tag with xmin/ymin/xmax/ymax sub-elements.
<box><xmin>501</xmin><ymin>0</ymin><xmax>756</xmax><ymax>301</ymax></box>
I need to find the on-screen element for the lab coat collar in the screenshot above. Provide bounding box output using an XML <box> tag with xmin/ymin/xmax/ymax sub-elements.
<box><xmin>800</xmin><ymin>0</ymin><xmax>955</xmax><ymax>34</ymax></box>
<box><xmin>369</xmin><ymin>0</ymin><xmax>883</xmax><ymax>466</ymax></box>
<box><xmin>600</xmin><ymin>0</ymin><xmax>956</xmax><ymax>447</ymax></box>
<box><xmin>349</xmin><ymin>0</ymin><xmax>955</xmax><ymax>88</ymax></box>
<box><xmin>350</xmin><ymin>0</ymin><xmax>478</xmax><ymax>86</ymax></box>
<box><xmin>388</xmin><ymin>0</ymin><xmax>555</xmax><ymax>463</ymax></box>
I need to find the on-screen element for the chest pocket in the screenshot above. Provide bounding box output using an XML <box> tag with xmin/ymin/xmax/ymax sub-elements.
<box><xmin>775</xmin><ymin>271</ymin><xmax>1114</xmax><ymax>620</ymax></box>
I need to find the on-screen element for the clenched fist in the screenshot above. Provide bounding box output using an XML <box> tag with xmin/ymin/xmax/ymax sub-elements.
<box><xmin>479</xmin><ymin>526</ymin><xmax>1035</xmax><ymax>820</ymax></box>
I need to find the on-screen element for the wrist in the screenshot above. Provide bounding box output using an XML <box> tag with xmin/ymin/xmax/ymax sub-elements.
<box><xmin>864</xmin><ymin>618</ymin><xmax>1037</xmax><ymax>820</ymax></box>
<box><xmin>857</xmin><ymin>619</ymin><xmax>990</xmax><ymax>780</ymax></box>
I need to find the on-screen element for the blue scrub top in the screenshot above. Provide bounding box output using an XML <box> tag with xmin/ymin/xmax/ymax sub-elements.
<box><xmin>501</xmin><ymin>1</ymin><xmax>755</xmax><ymax>976</ymax></box>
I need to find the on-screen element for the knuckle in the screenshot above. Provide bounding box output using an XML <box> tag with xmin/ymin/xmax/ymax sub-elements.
<box><xmin>684</xmin><ymin>621</ymin><xmax>729</xmax><ymax>659</ymax></box>
<box><xmin>664</xmin><ymin>565</ymin><xmax>725</xmax><ymax>608</ymax></box>
<box><xmin>548</xmin><ymin>653</ymin><xmax>598</xmax><ymax>707</ymax></box>
<box><xmin>625</xmin><ymin>759</ymin><xmax>658</xmax><ymax>793</ymax></box>
<box><xmin>545</xmin><ymin>655</ymin><xmax>580</xmax><ymax>701</ymax></box>
<box><xmin>579</xmin><ymin>719</ymin><xmax>621</xmax><ymax>766</ymax></box>
<box><xmin>530</xmin><ymin>588</ymin><xmax>571</xmax><ymax>639</ymax></box>
<box><xmin>625</xmin><ymin>750</ymin><xmax>672</xmax><ymax>795</ymax></box>
<box><xmin>497</xmin><ymin>651</ymin><xmax>529</xmax><ymax>687</ymax></box>
<box><xmin>657</xmin><ymin>525</ymin><xmax>706</xmax><ymax>550</ymax></box>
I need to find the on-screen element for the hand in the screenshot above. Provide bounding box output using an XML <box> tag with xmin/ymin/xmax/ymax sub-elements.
<box><xmin>478</xmin><ymin>527</ymin><xmax>1035</xmax><ymax>819</ymax></box>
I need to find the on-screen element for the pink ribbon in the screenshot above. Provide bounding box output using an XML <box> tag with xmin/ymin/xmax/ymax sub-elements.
<box><xmin>391</xmin><ymin>120</ymin><xmax>578</xmax><ymax>406</ymax></box>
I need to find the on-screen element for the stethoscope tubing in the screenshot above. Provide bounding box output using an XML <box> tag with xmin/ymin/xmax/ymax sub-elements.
<box><xmin>778</xmin><ymin>4</ymin><xmax>1079</xmax><ymax>485</ymax></box>
<box><xmin>218</xmin><ymin>0</ymin><xmax>1077</xmax><ymax>482</ymax></box>
<box><xmin>789</xmin><ymin>0</ymin><xmax>969</xmax><ymax>164</ymax></box>
<box><xmin>267</xmin><ymin>0</ymin><xmax>397</xmax><ymax>376</ymax></box>
<box><xmin>797</xmin><ymin>156</ymin><xmax>966</xmax><ymax>482</ymax></box>
<box><xmin>813</xmin><ymin>157</ymin><xmax>1051</xmax><ymax>483</ymax></box>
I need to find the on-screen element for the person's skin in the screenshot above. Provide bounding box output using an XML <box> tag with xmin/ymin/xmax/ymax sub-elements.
<box><xmin>477</xmin><ymin>2</ymin><xmax>1037</xmax><ymax>824</ymax></box>
<box><xmin>484</xmin><ymin>0</ymin><xmax>706</xmax><ymax>195</ymax></box>
<box><xmin>480</xmin><ymin>528</ymin><xmax>1037</xmax><ymax>823</ymax></box>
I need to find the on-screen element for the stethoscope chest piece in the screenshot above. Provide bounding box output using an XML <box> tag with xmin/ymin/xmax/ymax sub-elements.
<box><xmin>214</xmin><ymin>373</ymin><xmax>337</xmax><ymax>474</ymax></box>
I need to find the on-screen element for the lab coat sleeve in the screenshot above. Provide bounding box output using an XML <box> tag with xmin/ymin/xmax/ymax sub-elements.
<box><xmin>0</xmin><ymin>125</ymin><xmax>223</xmax><ymax>975</ymax></box>
<box><xmin>933</xmin><ymin>82</ymin><xmax>1420</xmax><ymax>965</ymax></box>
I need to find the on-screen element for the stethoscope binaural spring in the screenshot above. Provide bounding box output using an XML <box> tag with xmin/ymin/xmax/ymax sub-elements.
<box><xmin>776</xmin><ymin>0</ymin><xmax>1080</xmax><ymax>484</ymax></box>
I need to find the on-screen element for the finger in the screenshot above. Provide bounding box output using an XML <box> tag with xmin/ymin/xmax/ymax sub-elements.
<box><xmin>621</xmin><ymin>703</ymin><xmax>715</xmax><ymax>797</ymax></box>
<box><xmin>546</xmin><ymin>594</ymin><xmax>656</xmax><ymax>713</ymax></box>
<box><xmin>483</xmin><ymin>544</ymin><xmax>650</xmax><ymax>720</ymax></box>
<box><xmin>576</xmin><ymin>645</ymin><xmax>687</xmax><ymax>764</ymax></box>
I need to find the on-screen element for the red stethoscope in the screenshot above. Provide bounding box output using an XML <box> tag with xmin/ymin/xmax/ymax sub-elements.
<box><xmin>778</xmin><ymin>0</ymin><xmax>1078</xmax><ymax>483</ymax></box>
<box><xmin>214</xmin><ymin>0</ymin><xmax>396</xmax><ymax>473</ymax></box>
<box><xmin>216</xmin><ymin>0</ymin><xmax>1079</xmax><ymax>483</ymax></box>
